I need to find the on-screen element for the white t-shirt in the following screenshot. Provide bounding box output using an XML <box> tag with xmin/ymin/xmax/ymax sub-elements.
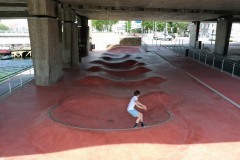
<box><xmin>127</xmin><ymin>96</ymin><xmax>138</xmax><ymax>111</ymax></box>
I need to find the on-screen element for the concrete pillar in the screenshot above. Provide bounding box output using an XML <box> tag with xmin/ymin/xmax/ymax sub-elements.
<box><xmin>62</xmin><ymin>23</ymin><xmax>73</xmax><ymax>68</ymax></box>
<box><xmin>214</xmin><ymin>16</ymin><xmax>233</xmax><ymax>55</ymax></box>
<box><xmin>72</xmin><ymin>24</ymin><xmax>80</xmax><ymax>67</ymax></box>
<box><xmin>89</xmin><ymin>20</ymin><xmax>93</xmax><ymax>51</ymax></box>
<box><xmin>28</xmin><ymin>0</ymin><xmax>63</xmax><ymax>86</ymax></box>
<box><xmin>59</xmin><ymin>5</ymin><xmax>79</xmax><ymax>68</ymax></box>
<box><xmin>78</xmin><ymin>16</ymin><xmax>89</xmax><ymax>57</ymax></box>
<box><xmin>28</xmin><ymin>0</ymin><xmax>57</xmax><ymax>17</ymax></box>
<box><xmin>189</xmin><ymin>21</ymin><xmax>200</xmax><ymax>48</ymax></box>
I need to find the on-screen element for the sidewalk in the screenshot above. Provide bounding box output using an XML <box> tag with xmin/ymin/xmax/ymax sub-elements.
<box><xmin>0</xmin><ymin>68</ymin><xmax>34</xmax><ymax>97</ymax></box>
<box><xmin>152</xmin><ymin>46</ymin><xmax>240</xmax><ymax>107</ymax></box>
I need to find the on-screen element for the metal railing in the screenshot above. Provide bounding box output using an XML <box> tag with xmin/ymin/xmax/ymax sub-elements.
<box><xmin>0</xmin><ymin>66</ymin><xmax>34</xmax><ymax>97</ymax></box>
<box><xmin>164</xmin><ymin>45</ymin><xmax>240</xmax><ymax>77</ymax></box>
<box><xmin>187</xmin><ymin>49</ymin><xmax>240</xmax><ymax>77</ymax></box>
<box><xmin>149</xmin><ymin>38</ymin><xmax>187</xmax><ymax>47</ymax></box>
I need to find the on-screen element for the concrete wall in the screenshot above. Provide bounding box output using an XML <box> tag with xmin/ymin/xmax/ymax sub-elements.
<box><xmin>119</xmin><ymin>37</ymin><xmax>141</xmax><ymax>46</ymax></box>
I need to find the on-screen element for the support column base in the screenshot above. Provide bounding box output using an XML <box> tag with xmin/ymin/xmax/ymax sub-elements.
<box><xmin>28</xmin><ymin>17</ymin><xmax>63</xmax><ymax>86</ymax></box>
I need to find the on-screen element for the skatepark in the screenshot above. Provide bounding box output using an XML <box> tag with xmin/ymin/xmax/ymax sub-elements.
<box><xmin>1</xmin><ymin>0</ymin><xmax>240</xmax><ymax>159</ymax></box>
<box><xmin>1</xmin><ymin>45</ymin><xmax>240</xmax><ymax>160</ymax></box>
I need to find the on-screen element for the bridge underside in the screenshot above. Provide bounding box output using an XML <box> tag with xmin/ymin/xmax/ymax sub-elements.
<box><xmin>1</xmin><ymin>0</ymin><xmax>240</xmax><ymax>21</ymax></box>
<box><xmin>1</xmin><ymin>0</ymin><xmax>240</xmax><ymax>86</ymax></box>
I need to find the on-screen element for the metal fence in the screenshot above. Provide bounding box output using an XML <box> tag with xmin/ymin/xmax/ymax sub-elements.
<box><xmin>0</xmin><ymin>66</ymin><xmax>34</xmax><ymax>97</ymax></box>
<box><xmin>187</xmin><ymin>49</ymin><xmax>240</xmax><ymax>77</ymax></box>
<box><xmin>164</xmin><ymin>45</ymin><xmax>240</xmax><ymax>77</ymax></box>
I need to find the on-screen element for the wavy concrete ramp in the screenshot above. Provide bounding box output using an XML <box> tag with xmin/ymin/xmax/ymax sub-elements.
<box><xmin>91</xmin><ymin>59</ymin><xmax>145</xmax><ymax>69</ymax></box>
<box><xmin>86</xmin><ymin>66</ymin><xmax>151</xmax><ymax>77</ymax></box>
<box><xmin>108</xmin><ymin>46</ymin><xmax>142</xmax><ymax>53</ymax></box>
<box><xmin>101</xmin><ymin>54</ymin><xmax>131</xmax><ymax>61</ymax></box>
<box><xmin>74</xmin><ymin>75</ymin><xmax>166</xmax><ymax>87</ymax></box>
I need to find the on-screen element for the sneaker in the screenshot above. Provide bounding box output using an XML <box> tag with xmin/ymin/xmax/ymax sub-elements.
<box><xmin>141</xmin><ymin>123</ymin><xmax>147</xmax><ymax>127</ymax></box>
<box><xmin>134</xmin><ymin>124</ymin><xmax>138</xmax><ymax>128</ymax></box>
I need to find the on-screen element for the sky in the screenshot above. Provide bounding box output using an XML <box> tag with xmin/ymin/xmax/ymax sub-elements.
<box><xmin>0</xmin><ymin>19</ymin><xmax>28</xmax><ymax>28</ymax></box>
<box><xmin>0</xmin><ymin>19</ymin><xmax>29</xmax><ymax>45</ymax></box>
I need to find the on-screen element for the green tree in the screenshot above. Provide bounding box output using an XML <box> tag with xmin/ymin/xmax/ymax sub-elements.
<box><xmin>0</xmin><ymin>23</ymin><xmax>10</xmax><ymax>31</ymax></box>
<box><xmin>125</xmin><ymin>21</ymin><xmax>131</xmax><ymax>33</ymax></box>
<box><xmin>177</xmin><ymin>22</ymin><xmax>189</xmax><ymax>35</ymax></box>
<box><xmin>107</xmin><ymin>20</ymin><xmax>118</xmax><ymax>32</ymax></box>
<box><xmin>100</xmin><ymin>20</ymin><xmax>109</xmax><ymax>31</ymax></box>
<box><xmin>92</xmin><ymin>20</ymin><xmax>104</xmax><ymax>31</ymax></box>
<box><xmin>150</xmin><ymin>21</ymin><xmax>189</xmax><ymax>34</ymax></box>
<box><xmin>156</xmin><ymin>22</ymin><xmax>166</xmax><ymax>32</ymax></box>
<box><xmin>142</xmin><ymin>21</ymin><xmax>169</xmax><ymax>33</ymax></box>
<box><xmin>170</xmin><ymin>22</ymin><xmax>189</xmax><ymax>34</ymax></box>
<box><xmin>142</xmin><ymin>21</ymin><xmax>153</xmax><ymax>32</ymax></box>
<box><xmin>92</xmin><ymin>20</ymin><xmax>118</xmax><ymax>32</ymax></box>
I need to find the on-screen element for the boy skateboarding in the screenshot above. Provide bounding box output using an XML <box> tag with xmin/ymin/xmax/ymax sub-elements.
<box><xmin>127</xmin><ymin>90</ymin><xmax>147</xmax><ymax>128</ymax></box>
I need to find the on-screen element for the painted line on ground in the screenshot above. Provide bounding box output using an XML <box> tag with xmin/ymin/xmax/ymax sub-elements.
<box><xmin>48</xmin><ymin>103</ymin><xmax>172</xmax><ymax>132</ymax></box>
<box><xmin>184</xmin><ymin>72</ymin><xmax>240</xmax><ymax>109</ymax></box>
<box><xmin>154</xmin><ymin>50</ymin><xmax>240</xmax><ymax>109</ymax></box>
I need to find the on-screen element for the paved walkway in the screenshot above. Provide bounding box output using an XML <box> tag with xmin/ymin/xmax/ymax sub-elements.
<box><xmin>0</xmin><ymin>69</ymin><xmax>34</xmax><ymax>97</ymax></box>
<box><xmin>0</xmin><ymin>46</ymin><xmax>240</xmax><ymax>160</ymax></box>
<box><xmin>153</xmin><ymin>46</ymin><xmax>240</xmax><ymax>106</ymax></box>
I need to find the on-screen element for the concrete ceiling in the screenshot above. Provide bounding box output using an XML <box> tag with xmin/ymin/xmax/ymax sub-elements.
<box><xmin>0</xmin><ymin>0</ymin><xmax>28</xmax><ymax>18</ymax></box>
<box><xmin>1</xmin><ymin>0</ymin><xmax>240</xmax><ymax>21</ymax></box>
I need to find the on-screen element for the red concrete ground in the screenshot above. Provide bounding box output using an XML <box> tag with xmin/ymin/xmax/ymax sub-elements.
<box><xmin>108</xmin><ymin>46</ymin><xmax>142</xmax><ymax>54</ymax></box>
<box><xmin>0</xmin><ymin>46</ymin><xmax>240</xmax><ymax>160</ymax></box>
<box><xmin>155</xmin><ymin>47</ymin><xmax>240</xmax><ymax>106</ymax></box>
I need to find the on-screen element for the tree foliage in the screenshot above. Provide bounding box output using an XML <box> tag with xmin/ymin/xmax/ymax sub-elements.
<box><xmin>141</xmin><ymin>21</ymin><xmax>189</xmax><ymax>34</ymax></box>
<box><xmin>0</xmin><ymin>23</ymin><xmax>10</xmax><ymax>31</ymax></box>
<box><xmin>92</xmin><ymin>20</ymin><xmax>188</xmax><ymax>35</ymax></box>
<box><xmin>142</xmin><ymin>21</ymin><xmax>153</xmax><ymax>30</ymax></box>
<box><xmin>125</xmin><ymin>21</ymin><xmax>131</xmax><ymax>33</ymax></box>
<box><xmin>92</xmin><ymin>20</ymin><xmax>118</xmax><ymax>32</ymax></box>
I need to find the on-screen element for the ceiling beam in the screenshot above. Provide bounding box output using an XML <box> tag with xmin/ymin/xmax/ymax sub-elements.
<box><xmin>0</xmin><ymin>0</ymin><xmax>27</xmax><ymax>3</ymax></box>
<box><xmin>74</xmin><ymin>5</ymin><xmax>240</xmax><ymax>15</ymax></box>
<box><xmin>0</xmin><ymin>3</ymin><xmax>27</xmax><ymax>7</ymax></box>
<box><xmin>0</xmin><ymin>11</ymin><xmax>29</xmax><ymax>18</ymax></box>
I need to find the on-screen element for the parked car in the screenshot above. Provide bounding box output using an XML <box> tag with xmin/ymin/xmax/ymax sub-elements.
<box><xmin>153</xmin><ymin>32</ymin><xmax>173</xmax><ymax>41</ymax></box>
